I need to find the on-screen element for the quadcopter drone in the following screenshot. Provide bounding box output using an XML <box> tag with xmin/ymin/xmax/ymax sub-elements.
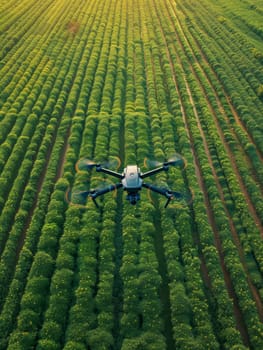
<box><xmin>67</xmin><ymin>154</ymin><xmax>191</xmax><ymax>208</ymax></box>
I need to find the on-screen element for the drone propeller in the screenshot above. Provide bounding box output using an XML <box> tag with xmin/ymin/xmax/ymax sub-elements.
<box><xmin>145</xmin><ymin>181</ymin><xmax>193</xmax><ymax>208</ymax></box>
<box><xmin>66</xmin><ymin>177</ymin><xmax>119</xmax><ymax>208</ymax></box>
<box><xmin>75</xmin><ymin>158</ymin><xmax>97</xmax><ymax>172</ymax></box>
<box><xmin>164</xmin><ymin>154</ymin><xmax>185</xmax><ymax>167</ymax></box>
<box><xmin>144</xmin><ymin>153</ymin><xmax>185</xmax><ymax>169</ymax></box>
<box><xmin>89</xmin><ymin>176</ymin><xmax>118</xmax><ymax>197</ymax></box>
<box><xmin>65</xmin><ymin>188</ymin><xmax>90</xmax><ymax>208</ymax></box>
<box><xmin>168</xmin><ymin>187</ymin><xmax>194</xmax><ymax>206</ymax></box>
<box><xmin>76</xmin><ymin>156</ymin><xmax>121</xmax><ymax>172</ymax></box>
<box><xmin>66</xmin><ymin>187</ymin><xmax>104</xmax><ymax>208</ymax></box>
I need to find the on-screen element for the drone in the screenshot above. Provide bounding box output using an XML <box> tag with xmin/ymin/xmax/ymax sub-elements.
<box><xmin>67</xmin><ymin>154</ymin><xmax>191</xmax><ymax>208</ymax></box>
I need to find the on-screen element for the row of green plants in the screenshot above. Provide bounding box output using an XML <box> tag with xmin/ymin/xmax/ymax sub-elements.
<box><xmin>1</xmin><ymin>0</ymin><xmax>262</xmax><ymax>349</ymax></box>
<box><xmin>0</xmin><ymin>0</ymin><xmax>89</xmax><ymax>213</ymax></box>
<box><xmin>37</xmin><ymin>1</ymin><xmax>125</xmax><ymax>347</ymax></box>
<box><xmin>202</xmin><ymin>0</ymin><xmax>263</xmax><ymax>40</ymax></box>
<box><xmin>171</xmin><ymin>0</ymin><xmax>263</xmax><ymax>293</ymax></box>
<box><xmin>0</xmin><ymin>0</ymin><xmax>95</xmax><ymax>297</ymax></box>
<box><xmin>175</xmin><ymin>0</ymin><xmax>263</xmax><ymax>293</ymax></box>
<box><xmin>176</xmin><ymin>0</ymin><xmax>263</xmax><ymax>154</ymax></box>
<box><xmin>0</xmin><ymin>0</ymin><xmax>54</xmax><ymax>60</ymax></box>
<box><xmin>4</xmin><ymin>0</ymin><xmax>125</xmax><ymax>348</ymax></box>
<box><xmin>172</xmin><ymin>3</ymin><xmax>263</xmax><ymax>196</ymax></box>
<box><xmin>0</xmin><ymin>0</ymin><xmax>67</xmax><ymax>104</ymax></box>
<box><xmin>0</xmin><ymin>113</ymin><xmax>53</xmax><ymax>303</ymax></box>
<box><xmin>0</xmin><ymin>0</ymin><xmax>107</xmax><ymax>347</ymax></box>
<box><xmin>136</xmin><ymin>2</ymin><xmax>222</xmax><ymax>347</ymax></box>
<box><xmin>169</xmin><ymin>12</ymin><xmax>263</xmax><ymax>277</ymax></box>
<box><xmin>0</xmin><ymin>116</ymin><xmax>69</xmax><ymax>349</ymax></box>
<box><xmin>165</xmin><ymin>0</ymin><xmax>263</xmax><ymax>346</ymax></box>
<box><xmin>121</xmin><ymin>113</ymin><xmax>165</xmax><ymax>349</ymax></box>
<box><xmin>63</xmin><ymin>114</ymin><xmax>122</xmax><ymax>350</ymax></box>
<box><xmin>149</xmin><ymin>0</ymin><xmax>263</xmax><ymax>348</ymax></box>
<box><xmin>177</xmin><ymin>24</ymin><xmax>263</xmax><ymax>188</ymax></box>
<box><xmin>35</xmin><ymin>113</ymin><xmax>99</xmax><ymax>349</ymax></box>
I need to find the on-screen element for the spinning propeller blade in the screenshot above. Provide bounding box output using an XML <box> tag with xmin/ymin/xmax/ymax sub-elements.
<box><xmin>65</xmin><ymin>188</ymin><xmax>90</xmax><ymax>208</ymax></box>
<box><xmin>76</xmin><ymin>156</ymin><xmax>121</xmax><ymax>172</ymax></box>
<box><xmin>164</xmin><ymin>153</ymin><xmax>185</xmax><ymax>167</ymax></box>
<box><xmin>66</xmin><ymin>177</ymin><xmax>119</xmax><ymax>208</ymax></box>
<box><xmin>90</xmin><ymin>176</ymin><xmax>118</xmax><ymax>197</ymax></box>
<box><xmin>144</xmin><ymin>153</ymin><xmax>185</xmax><ymax>169</ymax></box>
<box><xmin>168</xmin><ymin>187</ymin><xmax>194</xmax><ymax>206</ymax></box>
<box><xmin>75</xmin><ymin>158</ymin><xmax>97</xmax><ymax>172</ymax></box>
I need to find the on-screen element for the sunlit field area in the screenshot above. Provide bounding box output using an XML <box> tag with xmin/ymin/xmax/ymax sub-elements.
<box><xmin>0</xmin><ymin>0</ymin><xmax>263</xmax><ymax>349</ymax></box>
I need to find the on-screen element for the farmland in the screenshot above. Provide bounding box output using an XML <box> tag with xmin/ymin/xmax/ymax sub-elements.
<box><xmin>0</xmin><ymin>0</ymin><xmax>263</xmax><ymax>348</ymax></box>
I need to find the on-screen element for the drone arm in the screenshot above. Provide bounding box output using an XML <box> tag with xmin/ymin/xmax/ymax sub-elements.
<box><xmin>141</xmin><ymin>166</ymin><xmax>168</xmax><ymax>179</ymax></box>
<box><xmin>96</xmin><ymin>166</ymin><xmax>123</xmax><ymax>179</ymax></box>
<box><xmin>142</xmin><ymin>182</ymin><xmax>169</xmax><ymax>196</ymax></box>
<box><xmin>89</xmin><ymin>183</ymin><xmax>123</xmax><ymax>207</ymax></box>
<box><xmin>91</xmin><ymin>183</ymin><xmax>123</xmax><ymax>198</ymax></box>
<box><xmin>142</xmin><ymin>183</ymin><xmax>182</xmax><ymax>208</ymax></box>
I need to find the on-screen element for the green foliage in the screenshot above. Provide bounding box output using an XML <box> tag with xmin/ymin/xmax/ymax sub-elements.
<box><xmin>1</xmin><ymin>0</ymin><xmax>263</xmax><ymax>349</ymax></box>
<box><xmin>257</xmin><ymin>84</ymin><xmax>263</xmax><ymax>99</ymax></box>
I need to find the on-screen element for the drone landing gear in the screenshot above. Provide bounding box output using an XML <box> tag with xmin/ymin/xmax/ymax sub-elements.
<box><xmin>142</xmin><ymin>183</ymin><xmax>183</xmax><ymax>208</ymax></box>
<box><xmin>88</xmin><ymin>183</ymin><xmax>123</xmax><ymax>208</ymax></box>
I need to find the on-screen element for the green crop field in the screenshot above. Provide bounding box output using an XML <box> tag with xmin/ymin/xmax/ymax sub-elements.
<box><xmin>0</xmin><ymin>0</ymin><xmax>263</xmax><ymax>349</ymax></box>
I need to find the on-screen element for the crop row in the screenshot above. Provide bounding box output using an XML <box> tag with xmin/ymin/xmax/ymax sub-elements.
<box><xmin>148</xmin><ymin>0</ymin><xmax>263</xmax><ymax>347</ymax></box>
<box><xmin>0</xmin><ymin>0</ymin><xmax>109</xmax><ymax>347</ymax></box>
<box><xmin>0</xmin><ymin>0</ymin><xmax>100</xmax><ymax>307</ymax></box>
<box><xmin>170</xmin><ymin>0</ymin><xmax>263</xmax><ymax>290</ymax></box>
<box><xmin>134</xmin><ymin>7</ymin><xmax>213</xmax><ymax>348</ymax></box>
<box><xmin>177</xmin><ymin>0</ymin><xmax>263</xmax><ymax>153</ymax></box>
<box><xmin>0</xmin><ymin>0</ymin><xmax>126</xmax><ymax>348</ymax></box>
